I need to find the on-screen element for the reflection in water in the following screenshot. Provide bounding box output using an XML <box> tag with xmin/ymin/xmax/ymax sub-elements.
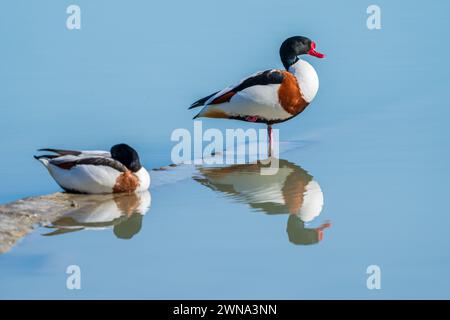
<box><xmin>43</xmin><ymin>191</ymin><xmax>151</xmax><ymax>239</ymax></box>
<box><xmin>194</xmin><ymin>159</ymin><xmax>331</xmax><ymax>245</ymax></box>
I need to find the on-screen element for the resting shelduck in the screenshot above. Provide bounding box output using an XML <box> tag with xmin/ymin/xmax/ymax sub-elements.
<box><xmin>190</xmin><ymin>36</ymin><xmax>325</xmax><ymax>153</ymax></box>
<box><xmin>34</xmin><ymin>144</ymin><xmax>150</xmax><ymax>194</ymax></box>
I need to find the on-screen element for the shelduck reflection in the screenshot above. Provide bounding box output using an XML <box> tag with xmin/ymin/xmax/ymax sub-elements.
<box><xmin>43</xmin><ymin>191</ymin><xmax>151</xmax><ymax>239</ymax></box>
<box><xmin>194</xmin><ymin>159</ymin><xmax>331</xmax><ymax>245</ymax></box>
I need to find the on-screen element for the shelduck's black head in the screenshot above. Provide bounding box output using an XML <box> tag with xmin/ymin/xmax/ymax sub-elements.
<box><xmin>279</xmin><ymin>36</ymin><xmax>325</xmax><ymax>70</ymax></box>
<box><xmin>111</xmin><ymin>143</ymin><xmax>142</xmax><ymax>173</ymax></box>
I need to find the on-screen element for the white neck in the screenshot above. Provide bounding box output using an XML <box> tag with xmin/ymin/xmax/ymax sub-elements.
<box><xmin>288</xmin><ymin>59</ymin><xmax>319</xmax><ymax>103</ymax></box>
<box><xmin>136</xmin><ymin>167</ymin><xmax>151</xmax><ymax>191</ymax></box>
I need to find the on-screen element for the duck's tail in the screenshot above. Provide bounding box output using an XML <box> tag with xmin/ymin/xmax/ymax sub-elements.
<box><xmin>33</xmin><ymin>154</ymin><xmax>57</xmax><ymax>167</ymax></box>
<box><xmin>189</xmin><ymin>91</ymin><xmax>219</xmax><ymax>109</ymax></box>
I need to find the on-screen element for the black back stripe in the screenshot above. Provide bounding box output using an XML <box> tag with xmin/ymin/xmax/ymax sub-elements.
<box><xmin>34</xmin><ymin>154</ymin><xmax>59</xmax><ymax>160</ymax></box>
<box><xmin>38</xmin><ymin>148</ymin><xmax>82</xmax><ymax>156</ymax></box>
<box><xmin>233</xmin><ymin>69</ymin><xmax>284</xmax><ymax>92</ymax></box>
<box><xmin>209</xmin><ymin>69</ymin><xmax>285</xmax><ymax>105</ymax></box>
<box><xmin>53</xmin><ymin>157</ymin><xmax>128</xmax><ymax>172</ymax></box>
<box><xmin>189</xmin><ymin>91</ymin><xmax>220</xmax><ymax>109</ymax></box>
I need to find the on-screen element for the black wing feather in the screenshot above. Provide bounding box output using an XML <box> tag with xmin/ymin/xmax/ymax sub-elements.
<box><xmin>38</xmin><ymin>148</ymin><xmax>82</xmax><ymax>156</ymax></box>
<box><xmin>195</xmin><ymin>70</ymin><xmax>285</xmax><ymax>107</ymax></box>
<box><xmin>52</xmin><ymin>157</ymin><xmax>128</xmax><ymax>172</ymax></box>
<box><xmin>232</xmin><ymin>69</ymin><xmax>285</xmax><ymax>92</ymax></box>
<box><xmin>189</xmin><ymin>91</ymin><xmax>220</xmax><ymax>109</ymax></box>
<box><xmin>75</xmin><ymin>158</ymin><xmax>128</xmax><ymax>172</ymax></box>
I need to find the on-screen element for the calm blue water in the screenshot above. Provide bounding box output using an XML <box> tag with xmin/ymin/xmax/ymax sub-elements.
<box><xmin>1</xmin><ymin>0</ymin><xmax>450</xmax><ymax>299</ymax></box>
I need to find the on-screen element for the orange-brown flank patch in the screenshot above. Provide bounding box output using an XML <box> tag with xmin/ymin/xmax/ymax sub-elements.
<box><xmin>56</xmin><ymin>162</ymin><xmax>77</xmax><ymax>170</ymax></box>
<box><xmin>113</xmin><ymin>171</ymin><xmax>140</xmax><ymax>193</ymax></box>
<box><xmin>201</xmin><ymin>108</ymin><xmax>230</xmax><ymax>119</ymax></box>
<box><xmin>210</xmin><ymin>91</ymin><xmax>235</xmax><ymax>105</ymax></box>
<box><xmin>278</xmin><ymin>71</ymin><xmax>309</xmax><ymax>115</ymax></box>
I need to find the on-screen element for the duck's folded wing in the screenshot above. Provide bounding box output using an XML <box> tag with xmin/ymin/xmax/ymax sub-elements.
<box><xmin>38</xmin><ymin>148</ymin><xmax>111</xmax><ymax>158</ymax></box>
<box><xmin>194</xmin><ymin>69</ymin><xmax>294</xmax><ymax>121</ymax></box>
<box><xmin>49</xmin><ymin>156</ymin><xmax>128</xmax><ymax>172</ymax></box>
<box><xmin>189</xmin><ymin>91</ymin><xmax>220</xmax><ymax>109</ymax></box>
<box><xmin>205</xmin><ymin>69</ymin><xmax>285</xmax><ymax>106</ymax></box>
<box><xmin>190</xmin><ymin>69</ymin><xmax>285</xmax><ymax>110</ymax></box>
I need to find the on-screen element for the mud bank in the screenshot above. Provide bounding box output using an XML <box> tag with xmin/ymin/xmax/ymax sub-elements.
<box><xmin>0</xmin><ymin>193</ymin><xmax>80</xmax><ymax>253</ymax></box>
<box><xmin>0</xmin><ymin>192</ymin><xmax>152</xmax><ymax>254</ymax></box>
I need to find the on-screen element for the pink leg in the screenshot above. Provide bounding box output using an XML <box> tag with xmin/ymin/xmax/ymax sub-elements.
<box><xmin>315</xmin><ymin>221</ymin><xmax>332</xmax><ymax>242</ymax></box>
<box><xmin>245</xmin><ymin>116</ymin><xmax>258</xmax><ymax>122</ymax></box>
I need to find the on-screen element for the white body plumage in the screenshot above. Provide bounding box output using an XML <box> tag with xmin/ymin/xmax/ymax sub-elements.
<box><xmin>35</xmin><ymin>146</ymin><xmax>150</xmax><ymax>194</ymax></box>
<box><xmin>195</xmin><ymin>59</ymin><xmax>319</xmax><ymax>122</ymax></box>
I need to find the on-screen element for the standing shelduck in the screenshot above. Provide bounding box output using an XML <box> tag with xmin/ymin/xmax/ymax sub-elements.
<box><xmin>190</xmin><ymin>36</ymin><xmax>325</xmax><ymax>153</ymax></box>
<box><xmin>34</xmin><ymin>144</ymin><xmax>150</xmax><ymax>194</ymax></box>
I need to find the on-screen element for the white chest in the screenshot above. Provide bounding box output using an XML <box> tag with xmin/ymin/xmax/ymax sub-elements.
<box><xmin>289</xmin><ymin>59</ymin><xmax>319</xmax><ymax>103</ymax></box>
